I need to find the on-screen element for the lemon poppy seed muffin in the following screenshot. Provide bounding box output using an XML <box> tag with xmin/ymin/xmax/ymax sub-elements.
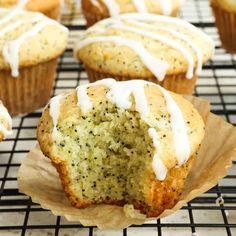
<box><xmin>0</xmin><ymin>101</ymin><xmax>12</xmax><ymax>141</ymax></box>
<box><xmin>74</xmin><ymin>13</ymin><xmax>214</xmax><ymax>95</ymax></box>
<box><xmin>82</xmin><ymin>0</ymin><xmax>184</xmax><ymax>26</ymax></box>
<box><xmin>0</xmin><ymin>0</ymin><xmax>61</xmax><ymax>20</ymax></box>
<box><xmin>37</xmin><ymin>79</ymin><xmax>205</xmax><ymax>217</ymax></box>
<box><xmin>0</xmin><ymin>9</ymin><xmax>68</xmax><ymax>116</ymax></box>
<box><xmin>210</xmin><ymin>0</ymin><xmax>236</xmax><ymax>53</ymax></box>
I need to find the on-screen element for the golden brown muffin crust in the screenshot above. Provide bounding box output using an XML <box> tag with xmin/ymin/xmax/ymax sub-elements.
<box><xmin>37</xmin><ymin>80</ymin><xmax>205</xmax><ymax>217</ymax></box>
<box><xmin>0</xmin><ymin>10</ymin><xmax>68</xmax><ymax>71</ymax></box>
<box><xmin>75</xmin><ymin>14</ymin><xmax>214</xmax><ymax>78</ymax></box>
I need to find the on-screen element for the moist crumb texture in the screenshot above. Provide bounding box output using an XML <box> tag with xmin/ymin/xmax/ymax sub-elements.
<box><xmin>38</xmin><ymin>79</ymin><xmax>205</xmax><ymax>217</ymax></box>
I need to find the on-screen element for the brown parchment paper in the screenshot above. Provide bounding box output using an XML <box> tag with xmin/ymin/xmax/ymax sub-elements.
<box><xmin>17</xmin><ymin>96</ymin><xmax>236</xmax><ymax>230</ymax></box>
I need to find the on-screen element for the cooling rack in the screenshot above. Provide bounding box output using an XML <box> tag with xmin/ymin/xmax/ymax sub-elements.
<box><xmin>0</xmin><ymin>0</ymin><xmax>235</xmax><ymax>235</ymax></box>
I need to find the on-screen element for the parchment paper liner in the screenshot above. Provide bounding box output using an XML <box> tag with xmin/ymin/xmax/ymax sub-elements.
<box><xmin>18</xmin><ymin>96</ymin><xmax>236</xmax><ymax>229</ymax></box>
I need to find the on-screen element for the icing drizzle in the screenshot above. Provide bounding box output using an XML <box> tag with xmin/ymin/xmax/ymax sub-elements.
<box><xmin>76</xmin><ymin>13</ymin><xmax>214</xmax><ymax>80</ymax></box>
<box><xmin>76</xmin><ymin>36</ymin><xmax>168</xmax><ymax>81</ymax></box>
<box><xmin>159</xmin><ymin>0</ymin><xmax>172</xmax><ymax>15</ymax></box>
<box><xmin>0</xmin><ymin>103</ymin><xmax>12</xmax><ymax>138</ymax></box>
<box><xmin>14</xmin><ymin>0</ymin><xmax>29</xmax><ymax>10</ymax></box>
<box><xmin>0</xmin><ymin>10</ymin><xmax>68</xmax><ymax>77</ymax></box>
<box><xmin>148</xmin><ymin>128</ymin><xmax>167</xmax><ymax>180</ymax></box>
<box><xmin>49</xmin><ymin>79</ymin><xmax>191</xmax><ymax>180</ymax></box>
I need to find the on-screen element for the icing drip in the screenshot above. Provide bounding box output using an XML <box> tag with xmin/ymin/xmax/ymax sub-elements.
<box><xmin>14</xmin><ymin>0</ymin><xmax>29</xmax><ymax>10</ymax></box>
<box><xmin>77</xmin><ymin>85</ymin><xmax>93</xmax><ymax>114</ymax></box>
<box><xmin>76</xmin><ymin>36</ymin><xmax>168</xmax><ymax>81</ymax></box>
<box><xmin>148</xmin><ymin>128</ymin><xmax>167</xmax><ymax>180</ymax></box>
<box><xmin>123</xmin><ymin>19</ymin><xmax>203</xmax><ymax>75</ymax></box>
<box><xmin>1</xmin><ymin>14</ymin><xmax>68</xmax><ymax>77</ymax></box>
<box><xmin>119</xmin><ymin>14</ymin><xmax>215</xmax><ymax>47</ymax></box>
<box><xmin>79</xmin><ymin>14</ymin><xmax>214</xmax><ymax>79</ymax></box>
<box><xmin>0</xmin><ymin>15</ymin><xmax>43</xmax><ymax>38</ymax></box>
<box><xmin>104</xmin><ymin>22</ymin><xmax>195</xmax><ymax>79</ymax></box>
<box><xmin>158</xmin><ymin>86</ymin><xmax>190</xmax><ymax>165</ymax></box>
<box><xmin>0</xmin><ymin>104</ymin><xmax>12</xmax><ymax>138</ymax></box>
<box><xmin>77</xmin><ymin>79</ymin><xmax>150</xmax><ymax>119</ymax></box>
<box><xmin>0</xmin><ymin>10</ymin><xmax>21</xmax><ymax>25</ymax></box>
<box><xmin>50</xmin><ymin>79</ymin><xmax>190</xmax><ymax>180</ymax></box>
<box><xmin>100</xmin><ymin>0</ymin><xmax>120</xmax><ymax>16</ymax></box>
<box><xmin>131</xmin><ymin>0</ymin><xmax>147</xmax><ymax>13</ymax></box>
<box><xmin>50</xmin><ymin>95</ymin><xmax>64</xmax><ymax>140</ymax></box>
<box><xmin>159</xmin><ymin>0</ymin><xmax>172</xmax><ymax>15</ymax></box>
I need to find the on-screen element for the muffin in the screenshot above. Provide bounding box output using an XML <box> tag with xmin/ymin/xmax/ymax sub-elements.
<box><xmin>37</xmin><ymin>78</ymin><xmax>205</xmax><ymax>217</ymax></box>
<box><xmin>0</xmin><ymin>0</ymin><xmax>61</xmax><ymax>20</ymax></box>
<box><xmin>74</xmin><ymin>13</ymin><xmax>214</xmax><ymax>94</ymax></box>
<box><xmin>0</xmin><ymin>101</ymin><xmax>12</xmax><ymax>141</ymax></box>
<box><xmin>82</xmin><ymin>0</ymin><xmax>184</xmax><ymax>26</ymax></box>
<box><xmin>0</xmin><ymin>9</ymin><xmax>68</xmax><ymax>116</ymax></box>
<box><xmin>210</xmin><ymin>0</ymin><xmax>236</xmax><ymax>53</ymax></box>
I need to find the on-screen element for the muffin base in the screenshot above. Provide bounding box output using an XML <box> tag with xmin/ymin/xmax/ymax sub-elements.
<box><xmin>85</xmin><ymin>66</ymin><xmax>198</xmax><ymax>95</ymax></box>
<box><xmin>211</xmin><ymin>4</ymin><xmax>236</xmax><ymax>53</ymax></box>
<box><xmin>0</xmin><ymin>59</ymin><xmax>58</xmax><ymax>116</ymax></box>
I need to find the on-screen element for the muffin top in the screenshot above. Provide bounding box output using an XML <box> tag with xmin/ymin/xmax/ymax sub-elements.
<box><xmin>0</xmin><ymin>0</ymin><xmax>60</xmax><ymax>13</ymax></box>
<box><xmin>83</xmin><ymin>0</ymin><xmax>183</xmax><ymax>16</ymax></box>
<box><xmin>38</xmin><ymin>78</ymin><xmax>205</xmax><ymax>181</ymax></box>
<box><xmin>75</xmin><ymin>13</ymin><xmax>214</xmax><ymax>81</ymax></box>
<box><xmin>0</xmin><ymin>9</ymin><xmax>68</xmax><ymax>77</ymax></box>
<box><xmin>211</xmin><ymin>0</ymin><xmax>236</xmax><ymax>12</ymax></box>
<box><xmin>0</xmin><ymin>101</ymin><xmax>12</xmax><ymax>141</ymax></box>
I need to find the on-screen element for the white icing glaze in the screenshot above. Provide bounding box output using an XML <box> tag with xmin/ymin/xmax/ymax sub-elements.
<box><xmin>159</xmin><ymin>0</ymin><xmax>172</xmax><ymax>15</ymax></box>
<box><xmin>14</xmin><ymin>0</ymin><xmax>29</xmax><ymax>10</ymax></box>
<box><xmin>0</xmin><ymin>10</ymin><xmax>21</xmax><ymax>26</ymax></box>
<box><xmin>77</xmin><ymin>79</ymin><xmax>150</xmax><ymax>119</ymax></box>
<box><xmin>50</xmin><ymin>94</ymin><xmax>64</xmax><ymax>139</ymax></box>
<box><xmin>79</xmin><ymin>14</ymin><xmax>214</xmax><ymax>79</ymax></box>
<box><xmin>131</xmin><ymin>0</ymin><xmax>147</xmax><ymax>13</ymax></box>
<box><xmin>158</xmin><ymin>86</ymin><xmax>190</xmax><ymax>165</ymax></box>
<box><xmin>0</xmin><ymin>15</ymin><xmax>43</xmax><ymax>38</ymax></box>
<box><xmin>119</xmin><ymin>13</ymin><xmax>215</xmax><ymax>47</ymax></box>
<box><xmin>148</xmin><ymin>128</ymin><xmax>167</xmax><ymax>180</ymax></box>
<box><xmin>104</xmin><ymin>22</ymin><xmax>195</xmax><ymax>79</ymax></box>
<box><xmin>1</xmin><ymin>12</ymin><xmax>68</xmax><ymax>77</ymax></box>
<box><xmin>76</xmin><ymin>36</ymin><xmax>168</xmax><ymax>81</ymax></box>
<box><xmin>100</xmin><ymin>0</ymin><xmax>120</xmax><ymax>16</ymax></box>
<box><xmin>0</xmin><ymin>104</ymin><xmax>12</xmax><ymax>138</ymax></box>
<box><xmin>124</xmin><ymin>19</ymin><xmax>203</xmax><ymax>74</ymax></box>
<box><xmin>77</xmin><ymin>85</ymin><xmax>93</xmax><ymax>114</ymax></box>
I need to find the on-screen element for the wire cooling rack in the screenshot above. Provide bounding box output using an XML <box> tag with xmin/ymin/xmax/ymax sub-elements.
<box><xmin>0</xmin><ymin>0</ymin><xmax>235</xmax><ymax>235</ymax></box>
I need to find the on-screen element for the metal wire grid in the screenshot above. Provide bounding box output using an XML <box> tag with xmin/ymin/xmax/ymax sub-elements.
<box><xmin>0</xmin><ymin>0</ymin><xmax>235</xmax><ymax>235</ymax></box>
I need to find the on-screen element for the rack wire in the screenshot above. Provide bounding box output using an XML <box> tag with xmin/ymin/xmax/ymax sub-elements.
<box><xmin>0</xmin><ymin>0</ymin><xmax>235</xmax><ymax>235</ymax></box>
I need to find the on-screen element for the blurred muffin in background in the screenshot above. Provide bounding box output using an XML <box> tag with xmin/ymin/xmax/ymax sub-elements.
<box><xmin>0</xmin><ymin>9</ymin><xmax>68</xmax><ymax>116</ymax></box>
<box><xmin>0</xmin><ymin>0</ymin><xmax>61</xmax><ymax>20</ymax></box>
<box><xmin>210</xmin><ymin>0</ymin><xmax>236</xmax><ymax>53</ymax></box>
<box><xmin>81</xmin><ymin>0</ymin><xmax>184</xmax><ymax>26</ymax></box>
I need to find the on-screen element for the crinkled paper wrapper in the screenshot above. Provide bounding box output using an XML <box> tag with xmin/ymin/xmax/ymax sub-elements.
<box><xmin>18</xmin><ymin>96</ymin><xmax>236</xmax><ymax>229</ymax></box>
